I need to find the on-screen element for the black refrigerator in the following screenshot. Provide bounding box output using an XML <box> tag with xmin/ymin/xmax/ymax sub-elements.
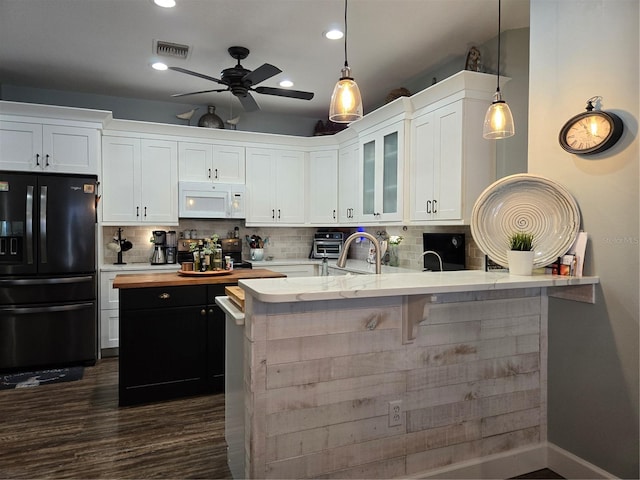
<box><xmin>0</xmin><ymin>172</ymin><xmax>98</xmax><ymax>371</ymax></box>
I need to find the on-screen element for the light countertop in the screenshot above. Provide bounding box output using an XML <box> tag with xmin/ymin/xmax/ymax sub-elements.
<box><xmin>239</xmin><ymin>270</ymin><xmax>599</xmax><ymax>303</ymax></box>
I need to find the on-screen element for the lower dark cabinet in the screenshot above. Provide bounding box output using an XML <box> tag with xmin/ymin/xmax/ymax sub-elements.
<box><xmin>119</xmin><ymin>284</ymin><xmax>227</xmax><ymax>406</ymax></box>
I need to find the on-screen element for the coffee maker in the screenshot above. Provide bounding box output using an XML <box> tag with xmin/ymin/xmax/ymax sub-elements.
<box><xmin>151</xmin><ymin>230</ymin><xmax>167</xmax><ymax>265</ymax></box>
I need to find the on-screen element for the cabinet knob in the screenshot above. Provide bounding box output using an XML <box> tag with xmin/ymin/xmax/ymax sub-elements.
<box><xmin>159</xmin><ymin>292</ymin><xmax>171</xmax><ymax>300</ymax></box>
<box><xmin>201</xmin><ymin>309</ymin><xmax>207</xmax><ymax>316</ymax></box>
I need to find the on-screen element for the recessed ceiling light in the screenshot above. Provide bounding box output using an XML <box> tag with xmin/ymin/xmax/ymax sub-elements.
<box><xmin>325</xmin><ymin>29</ymin><xmax>344</xmax><ymax>40</ymax></box>
<box><xmin>154</xmin><ymin>0</ymin><xmax>176</xmax><ymax>8</ymax></box>
<box><xmin>279</xmin><ymin>80</ymin><xmax>294</xmax><ymax>88</ymax></box>
<box><xmin>152</xmin><ymin>62</ymin><xmax>168</xmax><ymax>71</ymax></box>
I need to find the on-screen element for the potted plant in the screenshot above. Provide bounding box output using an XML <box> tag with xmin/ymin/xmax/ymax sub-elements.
<box><xmin>507</xmin><ymin>232</ymin><xmax>535</xmax><ymax>275</ymax></box>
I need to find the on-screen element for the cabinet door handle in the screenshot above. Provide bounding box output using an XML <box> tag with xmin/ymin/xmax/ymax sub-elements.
<box><xmin>333</xmin><ymin>209</ymin><xmax>336</xmax><ymax>219</ymax></box>
<box><xmin>159</xmin><ymin>293</ymin><xmax>171</xmax><ymax>300</ymax></box>
<box><xmin>271</xmin><ymin>209</ymin><xmax>275</xmax><ymax>219</ymax></box>
<box><xmin>214</xmin><ymin>168</ymin><xmax>218</xmax><ymax>179</ymax></box>
<box><xmin>433</xmin><ymin>199</ymin><xmax>437</xmax><ymax>213</ymax></box>
<box><xmin>278</xmin><ymin>209</ymin><xmax>281</xmax><ymax>219</ymax></box>
<box><xmin>136</xmin><ymin>206</ymin><xmax>140</xmax><ymax>217</ymax></box>
<box><xmin>35</xmin><ymin>154</ymin><xmax>40</xmax><ymax>166</ymax></box>
<box><xmin>200</xmin><ymin>309</ymin><xmax>207</xmax><ymax>316</ymax></box>
<box><xmin>144</xmin><ymin>206</ymin><xmax>147</xmax><ymax>217</ymax></box>
<box><xmin>45</xmin><ymin>154</ymin><xmax>50</xmax><ymax>167</ymax></box>
<box><xmin>426</xmin><ymin>200</ymin><xmax>431</xmax><ymax>214</ymax></box>
<box><xmin>208</xmin><ymin>168</ymin><xmax>212</xmax><ymax>179</ymax></box>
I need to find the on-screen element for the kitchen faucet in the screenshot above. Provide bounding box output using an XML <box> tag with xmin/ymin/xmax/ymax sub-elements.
<box><xmin>337</xmin><ymin>232</ymin><xmax>382</xmax><ymax>274</ymax></box>
<box><xmin>421</xmin><ymin>250</ymin><xmax>443</xmax><ymax>271</ymax></box>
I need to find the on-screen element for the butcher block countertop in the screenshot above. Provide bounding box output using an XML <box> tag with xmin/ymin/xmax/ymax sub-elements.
<box><xmin>112</xmin><ymin>268</ymin><xmax>285</xmax><ymax>289</ymax></box>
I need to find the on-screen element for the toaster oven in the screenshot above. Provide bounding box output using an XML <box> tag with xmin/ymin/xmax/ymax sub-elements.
<box><xmin>311</xmin><ymin>232</ymin><xmax>344</xmax><ymax>259</ymax></box>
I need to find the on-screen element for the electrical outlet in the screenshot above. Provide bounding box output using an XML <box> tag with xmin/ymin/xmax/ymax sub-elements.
<box><xmin>388</xmin><ymin>400</ymin><xmax>403</xmax><ymax>427</ymax></box>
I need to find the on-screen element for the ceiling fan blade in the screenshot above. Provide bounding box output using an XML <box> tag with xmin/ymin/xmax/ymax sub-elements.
<box><xmin>242</xmin><ymin>63</ymin><xmax>282</xmax><ymax>86</ymax></box>
<box><xmin>255</xmin><ymin>86</ymin><xmax>314</xmax><ymax>100</ymax></box>
<box><xmin>237</xmin><ymin>92</ymin><xmax>260</xmax><ymax>112</ymax></box>
<box><xmin>169</xmin><ymin>66</ymin><xmax>223</xmax><ymax>84</ymax></box>
<box><xmin>171</xmin><ymin>88</ymin><xmax>228</xmax><ymax>98</ymax></box>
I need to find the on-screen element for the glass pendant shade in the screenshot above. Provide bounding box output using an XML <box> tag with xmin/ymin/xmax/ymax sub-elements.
<box><xmin>483</xmin><ymin>90</ymin><xmax>515</xmax><ymax>139</ymax></box>
<box><xmin>329</xmin><ymin>66</ymin><xmax>363</xmax><ymax>123</ymax></box>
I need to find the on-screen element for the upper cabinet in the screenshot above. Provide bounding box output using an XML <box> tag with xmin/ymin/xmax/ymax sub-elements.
<box><xmin>178</xmin><ymin>142</ymin><xmax>245</xmax><ymax>184</ymax></box>
<box><xmin>408</xmin><ymin>72</ymin><xmax>497</xmax><ymax>225</ymax></box>
<box><xmin>307</xmin><ymin>149</ymin><xmax>338</xmax><ymax>225</ymax></box>
<box><xmin>102</xmin><ymin>135</ymin><xmax>178</xmax><ymax>225</ymax></box>
<box><xmin>0</xmin><ymin>121</ymin><xmax>99</xmax><ymax>174</ymax></box>
<box><xmin>337</xmin><ymin>140</ymin><xmax>360</xmax><ymax>224</ymax></box>
<box><xmin>245</xmin><ymin>147</ymin><xmax>305</xmax><ymax>225</ymax></box>
<box><xmin>357</xmin><ymin>119</ymin><xmax>406</xmax><ymax>224</ymax></box>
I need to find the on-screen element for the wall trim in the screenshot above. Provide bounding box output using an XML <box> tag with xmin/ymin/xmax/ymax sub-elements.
<box><xmin>407</xmin><ymin>442</ymin><xmax>616</xmax><ymax>479</ymax></box>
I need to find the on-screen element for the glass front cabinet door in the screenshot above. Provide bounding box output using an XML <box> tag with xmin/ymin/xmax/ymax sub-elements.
<box><xmin>359</xmin><ymin>121</ymin><xmax>404</xmax><ymax>223</ymax></box>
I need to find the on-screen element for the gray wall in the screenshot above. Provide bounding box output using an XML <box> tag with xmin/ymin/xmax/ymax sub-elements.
<box><xmin>529</xmin><ymin>1</ymin><xmax>639</xmax><ymax>478</ymax></box>
<box><xmin>0</xmin><ymin>84</ymin><xmax>319</xmax><ymax>137</ymax></box>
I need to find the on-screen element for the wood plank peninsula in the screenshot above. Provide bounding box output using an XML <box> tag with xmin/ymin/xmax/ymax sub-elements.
<box><xmin>235</xmin><ymin>271</ymin><xmax>599</xmax><ymax>479</ymax></box>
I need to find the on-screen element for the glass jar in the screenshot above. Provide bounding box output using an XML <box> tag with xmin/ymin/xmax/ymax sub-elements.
<box><xmin>212</xmin><ymin>247</ymin><xmax>223</xmax><ymax>270</ymax></box>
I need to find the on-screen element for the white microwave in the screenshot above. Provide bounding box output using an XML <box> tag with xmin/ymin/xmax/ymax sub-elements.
<box><xmin>178</xmin><ymin>182</ymin><xmax>245</xmax><ymax>219</ymax></box>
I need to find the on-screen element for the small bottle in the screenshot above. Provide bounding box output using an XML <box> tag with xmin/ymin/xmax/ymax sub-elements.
<box><xmin>234</xmin><ymin>226</ymin><xmax>240</xmax><ymax>239</ymax></box>
<box><xmin>321</xmin><ymin>256</ymin><xmax>329</xmax><ymax>276</ymax></box>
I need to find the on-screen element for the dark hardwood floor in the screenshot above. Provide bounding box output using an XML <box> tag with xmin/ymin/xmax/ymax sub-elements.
<box><xmin>0</xmin><ymin>358</ymin><xmax>232</xmax><ymax>479</ymax></box>
<box><xmin>0</xmin><ymin>358</ymin><xmax>564</xmax><ymax>479</ymax></box>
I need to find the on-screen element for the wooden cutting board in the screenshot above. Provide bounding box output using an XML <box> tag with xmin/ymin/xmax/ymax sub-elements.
<box><xmin>225</xmin><ymin>286</ymin><xmax>245</xmax><ymax>312</ymax></box>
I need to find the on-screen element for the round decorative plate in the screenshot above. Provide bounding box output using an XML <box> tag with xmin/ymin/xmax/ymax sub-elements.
<box><xmin>471</xmin><ymin>174</ymin><xmax>581</xmax><ymax>269</ymax></box>
<box><xmin>178</xmin><ymin>270</ymin><xmax>232</xmax><ymax>276</ymax></box>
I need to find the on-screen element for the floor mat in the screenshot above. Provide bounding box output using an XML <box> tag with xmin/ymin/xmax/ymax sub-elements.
<box><xmin>0</xmin><ymin>367</ymin><xmax>84</xmax><ymax>390</ymax></box>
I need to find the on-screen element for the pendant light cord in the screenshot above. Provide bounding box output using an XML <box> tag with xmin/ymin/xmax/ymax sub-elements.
<box><xmin>496</xmin><ymin>0</ymin><xmax>501</xmax><ymax>93</ymax></box>
<box><xmin>343</xmin><ymin>0</ymin><xmax>349</xmax><ymax>68</ymax></box>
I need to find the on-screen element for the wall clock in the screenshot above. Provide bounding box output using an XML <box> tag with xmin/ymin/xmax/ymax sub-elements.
<box><xmin>558</xmin><ymin>99</ymin><xmax>624</xmax><ymax>155</ymax></box>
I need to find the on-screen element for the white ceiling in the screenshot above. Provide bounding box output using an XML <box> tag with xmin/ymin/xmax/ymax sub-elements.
<box><xmin>0</xmin><ymin>0</ymin><xmax>529</xmax><ymax>119</ymax></box>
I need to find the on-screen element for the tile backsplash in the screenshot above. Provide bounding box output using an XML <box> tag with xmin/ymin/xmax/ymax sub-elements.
<box><xmin>101</xmin><ymin>221</ymin><xmax>484</xmax><ymax>270</ymax></box>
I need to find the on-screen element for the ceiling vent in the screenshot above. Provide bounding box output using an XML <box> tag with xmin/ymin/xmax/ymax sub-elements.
<box><xmin>154</xmin><ymin>40</ymin><xmax>191</xmax><ymax>60</ymax></box>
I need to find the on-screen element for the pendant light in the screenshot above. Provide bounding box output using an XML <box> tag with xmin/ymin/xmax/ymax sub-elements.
<box><xmin>329</xmin><ymin>0</ymin><xmax>363</xmax><ymax>123</ymax></box>
<box><xmin>483</xmin><ymin>0</ymin><xmax>515</xmax><ymax>139</ymax></box>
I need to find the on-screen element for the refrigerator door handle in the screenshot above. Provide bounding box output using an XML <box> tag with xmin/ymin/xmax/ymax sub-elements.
<box><xmin>0</xmin><ymin>302</ymin><xmax>94</xmax><ymax>315</ymax></box>
<box><xmin>26</xmin><ymin>185</ymin><xmax>34</xmax><ymax>265</ymax></box>
<box><xmin>0</xmin><ymin>275</ymin><xmax>94</xmax><ymax>286</ymax></box>
<box><xmin>40</xmin><ymin>185</ymin><xmax>48</xmax><ymax>264</ymax></box>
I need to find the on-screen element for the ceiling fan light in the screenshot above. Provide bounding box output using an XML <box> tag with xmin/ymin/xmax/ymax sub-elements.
<box><xmin>483</xmin><ymin>90</ymin><xmax>515</xmax><ymax>139</ymax></box>
<box><xmin>325</xmin><ymin>29</ymin><xmax>344</xmax><ymax>40</ymax></box>
<box><xmin>329</xmin><ymin>67</ymin><xmax>363</xmax><ymax>123</ymax></box>
<box><xmin>152</xmin><ymin>62</ymin><xmax>168</xmax><ymax>71</ymax></box>
<box><xmin>153</xmin><ymin>0</ymin><xmax>176</xmax><ymax>8</ymax></box>
<box><xmin>279</xmin><ymin>80</ymin><xmax>294</xmax><ymax>88</ymax></box>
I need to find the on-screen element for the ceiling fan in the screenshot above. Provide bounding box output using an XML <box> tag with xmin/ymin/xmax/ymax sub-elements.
<box><xmin>169</xmin><ymin>46</ymin><xmax>314</xmax><ymax>112</ymax></box>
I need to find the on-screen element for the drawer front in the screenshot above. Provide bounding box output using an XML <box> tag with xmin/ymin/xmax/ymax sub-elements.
<box><xmin>120</xmin><ymin>285</ymin><xmax>207</xmax><ymax>310</ymax></box>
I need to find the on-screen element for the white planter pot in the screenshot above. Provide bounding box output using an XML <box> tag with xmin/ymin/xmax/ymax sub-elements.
<box><xmin>250</xmin><ymin>248</ymin><xmax>264</xmax><ymax>261</ymax></box>
<box><xmin>507</xmin><ymin>250</ymin><xmax>534</xmax><ymax>275</ymax></box>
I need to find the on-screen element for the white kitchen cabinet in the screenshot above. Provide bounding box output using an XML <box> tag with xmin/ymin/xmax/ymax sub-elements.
<box><xmin>307</xmin><ymin>150</ymin><xmax>338</xmax><ymax>224</ymax></box>
<box><xmin>178</xmin><ymin>141</ymin><xmax>245</xmax><ymax>184</ymax></box>
<box><xmin>338</xmin><ymin>141</ymin><xmax>360</xmax><ymax>224</ymax></box>
<box><xmin>409</xmin><ymin>97</ymin><xmax>494</xmax><ymax>224</ymax></box>
<box><xmin>102</xmin><ymin>135</ymin><xmax>178</xmax><ymax>225</ymax></box>
<box><xmin>358</xmin><ymin>120</ymin><xmax>405</xmax><ymax>223</ymax></box>
<box><xmin>245</xmin><ymin>148</ymin><xmax>305</xmax><ymax>225</ymax></box>
<box><xmin>0</xmin><ymin>121</ymin><xmax>99</xmax><ymax>174</ymax></box>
